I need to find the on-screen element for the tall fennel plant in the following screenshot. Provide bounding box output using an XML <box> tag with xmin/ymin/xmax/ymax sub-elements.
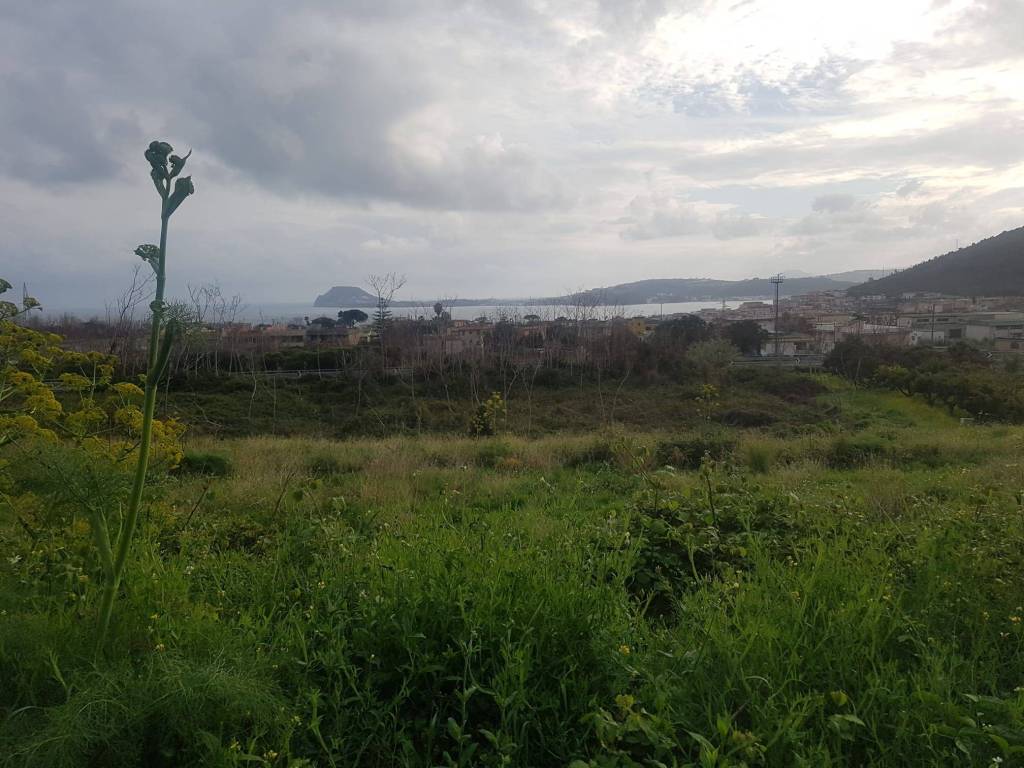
<box><xmin>95</xmin><ymin>141</ymin><xmax>194</xmax><ymax>647</ymax></box>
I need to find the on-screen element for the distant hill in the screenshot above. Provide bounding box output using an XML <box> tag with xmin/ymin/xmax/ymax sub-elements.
<box><xmin>313</xmin><ymin>286</ymin><xmax>509</xmax><ymax>308</ymax></box>
<box><xmin>826</xmin><ymin>269</ymin><xmax>893</xmax><ymax>283</ymax></box>
<box><xmin>314</xmin><ymin>286</ymin><xmax>379</xmax><ymax>307</ymax></box>
<box><xmin>548</xmin><ymin>276</ymin><xmax>854</xmax><ymax>305</ymax></box>
<box><xmin>847</xmin><ymin>227</ymin><xmax>1024</xmax><ymax>297</ymax></box>
<box><xmin>315</xmin><ymin>274</ymin><xmax>863</xmax><ymax>309</ymax></box>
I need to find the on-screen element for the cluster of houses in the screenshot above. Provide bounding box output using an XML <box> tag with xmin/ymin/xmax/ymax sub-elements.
<box><xmin>688</xmin><ymin>292</ymin><xmax>1024</xmax><ymax>358</ymax></box>
<box><xmin>202</xmin><ymin>291</ymin><xmax>1024</xmax><ymax>361</ymax></box>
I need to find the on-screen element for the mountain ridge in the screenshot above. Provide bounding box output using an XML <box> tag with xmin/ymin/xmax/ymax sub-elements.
<box><xmin>314</xmin><ymin>274</ymin><xmax>858</xmax><ymax>308</ymax></box>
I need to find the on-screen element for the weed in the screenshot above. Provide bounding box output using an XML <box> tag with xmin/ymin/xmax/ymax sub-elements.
<box><xmin>654</xmin><ymin>432</ymin><xmax>735</xmax><ymax>470</ymax></box>
<box><xmin>178</xmin><ymin>451</ymin><xmax>232</xmax><ymax>477</ymax></box>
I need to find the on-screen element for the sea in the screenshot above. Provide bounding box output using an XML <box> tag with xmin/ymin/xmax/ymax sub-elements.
<box><xmin>47</xmin><ymin>300</ymin><xmax>746</xmax><ymax>324</ymax></box>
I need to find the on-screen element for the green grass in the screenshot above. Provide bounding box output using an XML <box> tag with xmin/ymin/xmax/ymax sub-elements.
<box><xmin>2</xmin><ymin>380</ymin><xmax>1024</xmax><ymax>766</ymax></box>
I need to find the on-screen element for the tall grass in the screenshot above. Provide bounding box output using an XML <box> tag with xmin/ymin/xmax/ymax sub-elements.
<box><xmin>3</xmin><ymin>391</ymin><xmax>1024</xmax><ymax>765</ymax></box>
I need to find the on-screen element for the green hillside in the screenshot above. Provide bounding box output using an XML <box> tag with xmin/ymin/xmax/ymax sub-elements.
<box><xmin>848</xmin><ymin>226</ymin><xmax>1024</xmax><ymax>297</ymax></box>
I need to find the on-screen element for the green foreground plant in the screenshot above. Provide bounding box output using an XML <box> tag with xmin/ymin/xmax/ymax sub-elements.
<box><xmin>94</xmin><ymin>141</ymin><xmax>194</xmax><ymax>649</ymax></box>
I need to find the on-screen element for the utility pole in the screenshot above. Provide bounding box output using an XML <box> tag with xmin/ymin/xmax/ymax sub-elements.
<box><xmin>770</xmin><ymin>273</ymin><xmax>784</xmax><ymax>359</ymax></box>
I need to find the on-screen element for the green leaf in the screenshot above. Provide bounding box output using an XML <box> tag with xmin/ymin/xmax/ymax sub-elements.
<box><xmin>831</xmin><ymin>713</ymin><xmax>865</xmax><ymax>727</ymax></box>
<box><xmin>0</xmin><ymin>278</ymin><xmax>11</xmax><ymax>295</ymax></box>
<box><xmin>987</xmin><ymin>733</ymin><xmax>1010</xmax><ymax>754</ymax></box>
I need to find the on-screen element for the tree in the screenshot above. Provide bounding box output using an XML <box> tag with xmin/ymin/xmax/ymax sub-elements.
<box><xmin>686</xmin><ymin>339</ymin><xmax>738</xmax><ymax>384</ymax></box>
<box><xmin>650</xmin><ymin>315</ymin><xmax>711</xmax><ymax>374</ymax></box>
<box><xmin>723</xmin><ymin>319</ymin><xmax>769</xmax><ymax>356</ymax></box>
<box><xmin>652</xmin><ymin>315</ymin><xmax>710</xmax><ymax>349</ymax></box>
<box><xmin>309</xmin><ymin>316</ymin><xmax>336</xmax><ymax>328</ymax></box>
<box><xmin>337</xmin><ymin>308</ymin><xmax>369</xmax><ymax>327</ymax></box>
<box><xmin>367</xmin><ymin>272</ymin><xmax>407</xmax><ymax>368</ymax></box>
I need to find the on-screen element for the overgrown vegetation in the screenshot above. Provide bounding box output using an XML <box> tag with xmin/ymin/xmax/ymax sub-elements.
<box><xmin>826</xmin><ymin>337</ymin><xmax>1024</xmax><ymax>421</ymax></box>
<box><xmin>3</xmin><ymin>339</ymin><xmax>1024</xmax><ymax>765</ymax></box>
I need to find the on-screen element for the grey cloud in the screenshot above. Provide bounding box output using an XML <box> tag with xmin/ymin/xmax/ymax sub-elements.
<box><xmin>711</xmin><ymin>211</ymin><xmax>769</xmax><ymax>240</ymax></box>
<box><xmin>790</xmin><ymin>190</ymin><xmax>981</xmax><ymax>245</ymax></box>
<box><xmin>0</xmin><ymin>68</ymin><xmax>128</xmax><ymax>184</ymax></box>
<box><xmin>896</xmin><ymin>180</ymin><xmax>923</xmax><ymax>197</ymax></box>
<box><xmin>893</xmin><ymin>0</ymin><xmax>1024</xmax><ymax>67</ymax></box>
<box><xmin>620</xmin><ymin>196</ymin><xmax>705</xmax><ymax>240</ymax></box>
<box><xmin>675</xmin><ymin>113</ymin><xmax>1024</xmax><ymax>182</ymax></box>
<box><xmin>812</xmin><ymin>194</ymin><xmax>856</xmax><ymax>213</ymax></box>
<box><xmin>0</xmin><ymin>0</ymin><xmax>574</xmax><ymax>212</ymax></box>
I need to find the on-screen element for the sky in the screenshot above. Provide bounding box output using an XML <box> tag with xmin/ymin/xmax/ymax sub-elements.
<box><xmin>1</xmin><ymin>0</ymin><xmax>1023</xmax><ymax>308</ymax></box>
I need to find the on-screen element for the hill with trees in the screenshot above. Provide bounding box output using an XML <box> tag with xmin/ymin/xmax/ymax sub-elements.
<box><xmin>313</xmin><ymin>286</ymin><xmax>379</xmax><ymax>307</ymax></box>
<box><xmin>847</xmin><ymin>226</ymin><xmax>1024</xmax><ymax>297</ymax></box>
<box><xmin>315</xmin><ymin>274</ymin><xmax>863</xmax><ymax>309</ymax></box>
<box><xmin>551</xmin><ymin>276</ymin><xmax>855</xmax><ymax>305</ymax></box>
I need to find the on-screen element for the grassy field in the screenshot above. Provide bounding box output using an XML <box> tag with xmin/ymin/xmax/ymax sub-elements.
<box><xmin>2</xmin><ymin>382</ymin><xmax>1024</xmax><ymax>766</ymax></box>
<box><xmin>161</xmin><ymin>367</ymin><xmax>830</xmax><ymax>438</ymax></box>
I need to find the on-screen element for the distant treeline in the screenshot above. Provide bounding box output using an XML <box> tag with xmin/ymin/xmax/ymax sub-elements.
<box><xmin>25</xmin><ymin>311</ymin><xmax>779</xmax><ymax>383</ymax></box>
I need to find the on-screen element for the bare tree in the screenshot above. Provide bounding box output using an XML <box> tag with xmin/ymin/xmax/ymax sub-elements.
<box><xmin>104</xmin><ymin>264</ymin><xmax>154</xmax><ymax>373</ymax></box>
<box><xmin>367</xmin><ymin>272</ymin><xmax>407</xmax><ymax>370</ymax></box>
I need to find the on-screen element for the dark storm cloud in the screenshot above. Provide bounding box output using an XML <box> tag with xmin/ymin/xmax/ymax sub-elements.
<box><xmin>0</xmin><ymin>0</ymin><xmax>570</xmax><ymax>211</ymax></box>
<box><xmin>0</xmin><ymin>68</ymin><xmax>126</xmax><ymax>183</ymax></box>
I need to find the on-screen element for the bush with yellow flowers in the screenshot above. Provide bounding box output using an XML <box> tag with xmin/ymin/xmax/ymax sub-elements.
<box><xmin>0</xmin><ymin>315</ymin><xmax>184</xmax><ymax>469</ymax></box>
<box><xmin>1</xmin><ymin>282</ymin><xmax>185</xmax><ymax>587</ymax></box>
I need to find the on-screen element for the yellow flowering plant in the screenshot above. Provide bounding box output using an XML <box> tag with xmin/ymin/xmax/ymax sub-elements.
<box><xmin>0</xmin><ymin>143</ymin><xmax>195</xmax><ymax>652</ymax></box>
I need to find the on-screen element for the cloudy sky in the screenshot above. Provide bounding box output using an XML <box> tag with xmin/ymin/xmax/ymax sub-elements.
<box><xmin>1</xmin><ymin>0</ymin><xmax>1022</xmax><ymax>308</ymax></box>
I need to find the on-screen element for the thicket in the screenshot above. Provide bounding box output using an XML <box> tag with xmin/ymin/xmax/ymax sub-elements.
<box><xmin>826</xmin><ymin>338</ymin><xmax>1024</xmax><ymax>421</ymax></box>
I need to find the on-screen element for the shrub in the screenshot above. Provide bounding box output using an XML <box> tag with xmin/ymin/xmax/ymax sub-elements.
<box><xmin>717</xmin><ymin>408</ymin><xmax>778</xmax><ymax>427</ymax></box>
<box><xmin>825</xmin><ymin>436</ymin><xmax>890</xmax><ymax>468</ymax></box>
<box><xmin>560</xmin><ymin>439</ymin><xmax>616</xmax><ymax>468</ymax></box>
<box><xmin>728</xmin><ymin>367</ymin><xmax>826</xmax><ymax>402</ymax></box>
<box><xmin>305</xmin><ymin>452</ymin><xmax>342</xmax><ymax>477</ymax></box>
<box><xmin>468</xmin><ymin>392</ymin><xmax>507</xmax><ymax>436</ymax></box>
<box><xmin>654</xmin><ymin>432</ymin><xmax>735</xmax><ymax>470</ymax></box>
<box><xmin>623</xmin><ymin>476</ymin><xmax>797</xmax><ymax>616</ymax></box>
<box><xmin>742</xmin><ymin>442</ymin><xmax>775</xmax><ymax>473</ymax></box>
<box><xmin>475</xmin><ymin>440</ymin><xmax>513</xmax><ymax>468</ymax></box>
<box><xmin>495</xmin><ymin>455</ymin><xmax>523</xmax><ymax>472</ymax></box>
<box><xmin>178</xmin><ymin>451</ymin><xmax>232</xmax><ymax>477</ymax></box>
